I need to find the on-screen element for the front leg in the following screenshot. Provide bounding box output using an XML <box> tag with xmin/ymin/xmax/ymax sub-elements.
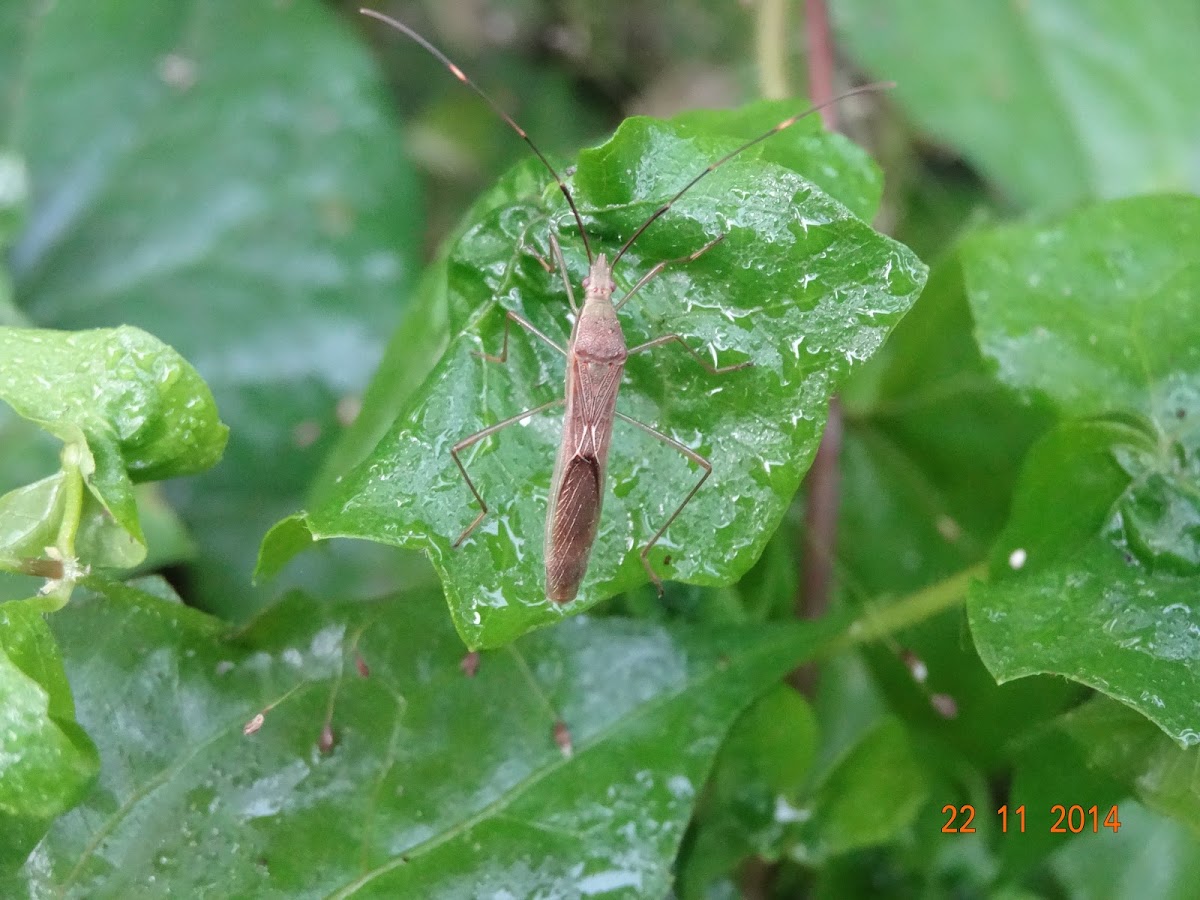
<box><xmin>478</xmin><ymin>309</ymin><xmax>567</xmax><ymax>364</ymax></box>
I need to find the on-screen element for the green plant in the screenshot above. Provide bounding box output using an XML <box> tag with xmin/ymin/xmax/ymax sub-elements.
<box><xmin>2</xmin><ymin>0</ymin><xmax>1198</xmax><ymax>897</ymax></box>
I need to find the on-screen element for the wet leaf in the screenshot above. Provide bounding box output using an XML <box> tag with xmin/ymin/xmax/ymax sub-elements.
<box><xmin>971</xmin><ymin>418</ymin><xmax>1200</xmax><ymax>743</ymax></box>
<box><xmin>784</xmin><ymin>717</ymin><xmax>927</xmax><ymax>863</ymax></box>
<box><xmin>1056</xmin><ymin>696</ymin><xmax>1200</xmax><ymax>833</ymax></box>
<box><xmin>678</xmin><ymin>685</ymin><xmax>818</xmax><ymax>897</ymax></box>
<box><xmin>0</xmin><ymin>326</ymin><xmax>226</xmax><ymax>582</ymax></box>
<box><xmin>963</xmin><ymin>197</ymin><xmax>1200</xmax><ymax>743</ymax></box>
<box><xmin>834</xmin><ymin>0</ymin><xmax>1200</xmax><ymax>209</ymax></box>
<box><xmin>0</xmin><ymin>599</ymin><xmax>98</xmax><ymax>872</ymax></box>
<box><xmin>264</xmin><ymin>102</ymin><xmax>926</xmax><ymax>649</ymax></box>
<box><xmin>12</xmin><ymin>578</ymin><xmax>845</xmax><ymax>896</ymax></box>
<box><xmin>7</xmin><ymin>0</ymin><xmax>422</xmax><ymax>616</ymax></box>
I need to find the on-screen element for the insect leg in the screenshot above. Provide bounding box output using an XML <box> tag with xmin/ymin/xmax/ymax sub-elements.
<box><xmin>451</xmin><ymin>398</ymin><xmax>565</xmax><ymax>547</ymax></box>
<box><xmin>627</xmin><ymin>333</ymin><xmax>752</xmax><ymax>374</ymax></box>
<box><xmin>477</xmin><ymin>309</ymin><xmax>566</xmax><ymax>363</ymax></box>
<box><xmin>547</xmin><ymin>232</ymin><xmax>578</xmax><ymax>313</ymax></box>
<box><xmin>519</xmin><ymin>241</ymin><xmax>554</xmax><ymax>273</ymax></box>
<box><xmin>614</xmin><ymin>233</ymin><xmax>727</xmax><ymax>312</ymax></box>
<box><xmin>518</xmin><ymin>214</ymin><xmax>565</xmax><ymax>275</ymax></box>
<box><xmin>614</xmin><ymin>411</ymin><xmax>712</xmax><ymax>596</ymax></box>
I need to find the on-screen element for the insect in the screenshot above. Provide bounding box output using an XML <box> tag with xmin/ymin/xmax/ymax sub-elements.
<box><xmin>361</xmin><ymin>8</ymin><xmax>889</xmax><ymax>603</ymax></box>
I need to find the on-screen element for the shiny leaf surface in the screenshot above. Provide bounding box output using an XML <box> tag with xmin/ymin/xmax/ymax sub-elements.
<box><xmin>0</xmin><ymin>599</ymin><xmax>97</xmax><ymax>871</ymax></box>
<box><xmin>6</xmin><ymin>0</ymin><xmax>422</xmax><ymax>616</ymax></box>
<box><xmin>264</xmin><ymin>103</ymin><xmax>926</xmax><ymax>648</ymax></box>
<box><xmin>13</xmin><ymin>579</ymin><xmax>843</xmax><ymax>897</ymax></box>
<box><xmin>964</xmin><ymin>198</ymin><xmax>1200</xmax><ymax>743</ymax></box>
<box><xmin>0</xmin><ymin>326</ymin><xmax>225</xmax><ymax>580</ymax></box>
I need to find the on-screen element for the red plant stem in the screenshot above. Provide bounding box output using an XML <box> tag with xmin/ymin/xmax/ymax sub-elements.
<box><xmin>805</xmin><ymin>0</ymin><xmax>837</xmax><ymax>126</ymax></box>
<box><xmin>791</xmin><ymin>0</ymin><xmax>842</xmax><ymax>696</ymax></box>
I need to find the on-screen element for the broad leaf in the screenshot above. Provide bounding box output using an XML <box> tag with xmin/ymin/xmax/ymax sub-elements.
<box><xmin>13</xmin><ymin>578</ymin><xmax>844</xmax><ymax>896</ymax></box>
<box><xmin>6</xmin><ymin>0</ymin><xmax>422</xmax><ymax>617</ymax></box>
<box><xmin>0</xmin><ymin>326</ymin><xmax>226</xmax><ymax>592</ymax></box>
<box><xmin>264</xmin><ymin>102</ymin><xmax>926</xmax><ymax>649</ymax></box>
<box><xmin>0</xmin><ymin>598</ymin><xmax>97</xmax><ymax>872</ymax></box>
<box><xmin>834</xmin><ymin>0</ymin><xmax>1200</xmax><ymax>210</ymax></box>
<box><xmin>964</xmin><ymin>197</ymin><xmax>1200</xmax><ymax>742</ymax></box>
<box><xmin>783</xmin><ymin>717</ymin><xmax>927</xmax><ymax>863</ymax></box>
<box><xmin>678</xmin><ymin>684</ymin><xmax>818</xmax><ymax>897</ymax></box>
<box><xmin>1056</xmin><ymin>696</ymin><xmax>1200</xmax><ymax>832</ymax></box>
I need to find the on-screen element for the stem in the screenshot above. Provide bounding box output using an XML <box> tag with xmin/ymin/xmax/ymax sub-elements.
<box><xmin>755</xmin><ymin>0</ymin><xmax>790</xmax><ymax>101</ymax></box>
<box><xmin>842</xmin><ymin>563</ymin><xmax>986</xmax><ymax>647</ymax></box>
<box><xmin>56</xmin><ymin>443</ymin><xmax>85</xmax><ymax>561</ymax></box>
<box><xmin>31</xmin><ymin>441</ymin><xmax>88</xmax><ymax>612</ymax></box>
<box><xmin>790</xmin><ymin>0</ymin><xmax>841</xmax><ymax>699</ymax></box>
<box><xmin>804</xmin><ymin>0</ymin><xmax>837</xmax><ymax>126</ymax></box>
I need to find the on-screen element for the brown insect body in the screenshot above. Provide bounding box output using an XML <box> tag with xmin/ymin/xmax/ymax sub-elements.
<box><xmin>545</xmin><ymin>255</ymin><xmax>625</xmax><ymax>602</ymax></box>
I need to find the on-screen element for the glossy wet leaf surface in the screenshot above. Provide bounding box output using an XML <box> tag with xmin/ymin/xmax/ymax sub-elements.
<box><xmin>267</xmin><ymin>103</ymin><xmax>926</xmax><ymax>649</ymax></box>
<box><xmin>1055</xmin><ymin>697</ymin><xmax>1200</xmax><ymax>832</ymax></box>
<box><xmin>835</xmin><ymin>0</ymin><xmax>1200</xmax><ymax>210</ymax></box>
<box><xmin>11</xmin><ymin>578</ymin><xmax>843</xmax><ymax>897</ymax></box>
<box><xmin>0</xmin><ymin>599</ymin><xmax>97</xmax><ymax>871</ymax></box>
<box><xmin>6</xmin><ymin>0</ymin><xmax>422</xmax><ymax>616</ymax></box>
<box><xmin>964</xmin><ymin>197</ymin><xmax>1200</xmax><ymax>743</ymax></box>
<box><xmin>0</xmin><ymin>326</ymin><xmax>226</xmax><ymax>575</ymax></box>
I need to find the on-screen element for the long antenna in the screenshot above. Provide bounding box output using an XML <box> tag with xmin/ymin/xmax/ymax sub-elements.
<box><xmin>360</xmin><ymin>8</ymin><xmax>594</xmax><ymax>263</ymax></box>
<box><xmin>612</xmin><ymin>81</ymin><xmax>895</xmax><ymax>266</ymax></box>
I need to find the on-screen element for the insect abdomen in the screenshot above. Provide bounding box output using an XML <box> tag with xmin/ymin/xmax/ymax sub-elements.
<box><xmin>545</xmin><ymin>455</ymin><xmax>603</xmax><ymax>602</ymax></box>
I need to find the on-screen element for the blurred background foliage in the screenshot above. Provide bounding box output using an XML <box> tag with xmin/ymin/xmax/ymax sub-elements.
<box><xmin>2</xmin><ymin>0</ymin><xmax>1199</xmax><ymax>897</ymax></box>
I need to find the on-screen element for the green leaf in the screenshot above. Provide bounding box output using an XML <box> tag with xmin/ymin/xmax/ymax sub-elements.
<box><xmin>1056</xmin><ymin>697</ymin><xmax>1200</xmax><ymax>833</ymax></box>
<box><xmin>963</xmin><ymin>195</ymin><xmax>1200</xmax><ymax>427</ymax></box>
<box><xmin>623</xmin><ymin>101</ymin><xmax>883</xmax><ymax>222</ymax></box>
<box><xmin>0</xmin><ymin>472</ymin><xmax>142</xmax><ymax>574</ymax></box>
<box><xmin>785</xmin><ymin>717</ymin><xmax>927</xmax><ymax>863</ymax></box>
<box><xmin>963</xmin><ymin>197</ymin><xmax>1200</xmax><ymax>743</ymax></box>
<box><xmin>7</xmin><ymin>0</ymin><xmax>422</xmax><ymax>616</ymax></box>
<box><xmin>1002</xmin><ymin>717</ymin><xmax>1125</xmax><ymax>879</ymax></box>
<box><xmin>970</xmin><ymin>419</ymin><xmax>1199</xmax><ymax>743</ymax></box>
<box><xmin>0</xmin><ymin>598</ymin><xmax>98</xmax><ymax>872</ymax></box>
<box><xmin>0</xmin><ymin>327</ymin><xmax>226</xmax><ymax>602</ymax></box>
<box><xmin>834</xmin><ymin>0</ymin><xmax>1200</xmax><ymax>209</ymax></box>
<box><xmin>0</xmin><ymin>327</ymin><xmax>226</xmax><ymax>481</ymax></box>
<box><xmin>678</xmin><ymin>685</ymin><xmax>818</xmax><ymax>897</ymax></box>
<box><xmin>14</xmin><ymin>579</ymin><xmax>844</xmax><ymax>896</ymax></box>
<box><xmin>1051</xmin><ymin>802</ymin><xmax>1200</xmax><ymax>900</ymax></box>
<box><xmin>268</xmin><ymin>103</ymin><xmax>926</xmax><ymax>649</ymax></box>
<box><xmin>0</xmin><ymin>326</ymin><xmax>225</xmax><ymax>588</ymax></box>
